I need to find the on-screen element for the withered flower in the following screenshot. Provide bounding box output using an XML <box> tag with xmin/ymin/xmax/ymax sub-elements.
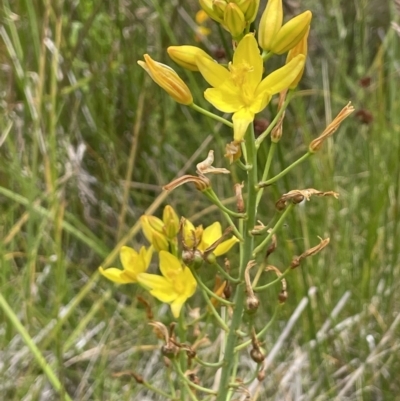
<box><xmin>224</xmin><ymin>140</ymin><xmax>242</xmax><ymax>164</ymax></box>
<box><xmin>309</xmin><ymin>102</ymin><xmax>354</xmax><ymax>152</ymax></box>
<box><xmin>275</xmin><ymin>188</ymin><xmax>339</xmax><ymax>210</ymax></box>
<box><xmin>291</xmin><ymin>237</ymin><xmax>330</xmax><ymax>268</ymax></box>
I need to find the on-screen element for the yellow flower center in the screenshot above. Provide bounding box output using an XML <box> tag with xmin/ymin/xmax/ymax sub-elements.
<box><xmin>229</xmin><ymin>62</ymin><xmax>254</xmax><ymax>106</ymax></box>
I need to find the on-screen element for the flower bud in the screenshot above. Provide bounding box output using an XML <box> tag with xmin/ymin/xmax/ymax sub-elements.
<box><xmin>141</xmin><ymin>215</ymin><xmax>169</xmax><ymax>251</ymax></box>
<box><xmin>258</xmin><ymin>0</ymin><xmax>283</xmax><ymax>51</ymax></box>
<box><xmin>213</xmin><ymin>0</ymin><xmax>227</xmax><ymax>20</ymax></box>
<box><xmin>163</xmin><ymin>205</ymin><xmax>180</xmax><ymax>239</ymax></box>
<box><xmin>151</xmin><ymin>231</ymin><xmax>170</xmax><ymax>252</ymax></box>
<box><xmin>167</xmin><ymin>46</ymin><xmax>214</xmax><ymax>72</ymax></box>
<box><xmin>137</xmin><ymin>54</ymin><xmax>193</xmax><ymax>105</ymax></box>
<box><xmin>237</xmin><ymin>0</ymin><xmax>260</xmax><ymax>23</ymax></box>
<box><xmin>224</xmin><ymin>3</ymin><xmax>246</xmax><ymax>38</ymax></box>
<box><xmin>270</xmin><ymin>10</ymin><xmax>312</xmax><ymax>54</ymax></box>
<box><xmin>285</xmin><ymin>26</ymin><xmax>309</xmax><ymax>88</ymax></box>
<box><xmin>199</xmin><ymin>0</ymin><xmax>223</xmax><ymax>23</ymax></box>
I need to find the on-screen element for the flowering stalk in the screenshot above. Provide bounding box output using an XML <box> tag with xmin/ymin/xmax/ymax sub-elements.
<box><xmin>215</xmin><ymin>123</ymin><xmax>258</xmax><ymax>400</ymax></box>
<box><xmin>98</xmin><ymin>2</ymin><xmax>354</xmax><ymax>399</ymax></box>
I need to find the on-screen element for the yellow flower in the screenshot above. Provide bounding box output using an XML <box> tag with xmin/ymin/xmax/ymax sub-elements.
<box><xmin>137</xmin><ymin>55</ymin><xmax>193</xmax><ymax>105</ymax></box>
<box><xmin>99</xmin><ymin>246</ymin><xmax>153</xmax><ymax>284</ymax></box>
<box><xmin>183</xmin><ymin>220</ymin><xmax>239</xmax><ymax>256</ymax></box>
<box><xmin>137</xmin><ymin>251</ymin><xmax>197</xmax><ymax>318</ymax></box>
<box><xmin>196</xmin><ymin>33</ymin><xmax>305</xmax><ymax>141</ymax></box>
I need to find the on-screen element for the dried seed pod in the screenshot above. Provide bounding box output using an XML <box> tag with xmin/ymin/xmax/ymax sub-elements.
<box><xmin>250</xmin><ymin>347</ymin><xmax>265</xmax><ymax>363</ymax></box>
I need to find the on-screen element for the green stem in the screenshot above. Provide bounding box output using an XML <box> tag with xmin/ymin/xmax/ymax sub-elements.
<box><xmin>261</xmin><ymin>50</ymin><xmax>274</xmax><ymax>62</ymax></box>
<box><xmin>220</xmin><ymin>210</ymin><xmax>244</xmax><ymax>241</ymax></box>
<box><xmin>256</xmin><ymin>141</ymin><xmax>277</xmax><ymax>208</ymax></box>
<box><xmin>254</xmin><ymin>268</ymin><xmax>291</xmax><ymax>292</ymax></box>
<box><xmin>252</xmin><ymin>204</ymin><xmax>294</xmax><ymax>256</ymax></box>
<box><xmin>0</xmin><ymin>292</ymin><xmax>73</xmax><ymax>401</ymax></box>
<box><xmin>255</xmin><ymin>90</ymin><xmax>294</xmax><ymax>149</ymax></box>
<box><xmin>194</xmin><ymin>356</ymin><xmax>224</xmax><ymax>368</ymax></box>
<box><xmin>212</xmin><ymin>262</ymin><xmax>240</xmax><ymax>283</ymax></box>
<box><xmin>190</xmin><ymin>269</ymin><xmax>230</xmax><ymax>331</ymax></box>
<box><xmin>258</xmin><ymin>152</ymin><xmax>312</xmax><ymax>188</ymax></box>
<box><xmin>203</xmin><ymin>189</ymin><xmax>246</xmax><ymax>219</ymax></box>
<box><xmin>178</xmin><ymin>313</ymin><xmax>188</xmax><ymax>401</ymax></box>
<box><xmin>190</xmin><ymin>103</ymin><xmax>233</xmax><ymax>128</ymax></box>
<box><xmin>215</xmin><ymin>125</ymin><xmax>258</xmax><ymax>401</ymax></box>
<box><xmin>142</xmin><ymin>379</ymin><xmax>175</xmax><ymax>399</ymax></box>
<box><xmin>235</xmin><ymin>306</ymin><xmax>280</xmax><ymax>351</ymax></box>
<box><xmin>173</xmin><ymin>360</ymin><xmax>217</xmax><ymax>395</ymax></box>
<box><xmin>191</xmin><ymin>268</ymin><xmax>234</xmax><ymax>306</ymax></box>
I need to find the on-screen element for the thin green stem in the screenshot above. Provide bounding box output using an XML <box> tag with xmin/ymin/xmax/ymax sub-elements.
<box><xmin>191</xmin><ymin>268</ymin><xmax>234</xmax><ymax>307</ymax></box>
<box><xmin>258</xmin><ymin>152</ymin><xmax>312</xmax><ymax>188</ymax></box>
<box><xmin>203</xmin><ymin>189</ymin><xmax>246</xmax><ymax>219</ymax></box>
<box><xmin>190</xmin><ymin>269</ymin><xmax>230</xmax><ymax>331</ymax></box>
<box><xmin>252</xmin><ymin>204</ymin><xmax>294</xmax><ymax>256</ymax></box>
<box><xmin>216</xmin><ymin>125</ymin><xmax>258</xmax><ymax>401</ymax></box>
<box><xmin>173</xmin><ymin>360</ymin><xmax>217</xmax><ymax>395</ymax></box>
<box><xmin>212</xmin><ymin>262</ymin><xmax>240</xmax><ymax>283</ymax></box>
<box><xmin>178</xmin><ymin>313</ymin><xmax>188</xmax><ymax>401</ymax></box>
<box><xmin>142</xmin><ymin>379</ymin><xmax>175</xmax><ymax>399</ymax></box>
<box><xmin>256</xmin><ymin>141</ymin><xmax>277</xmax><ymax>208</ymax></box>
<box><xmin>0</xmin><ymin>292</ymin><xmax>73</xmax><ymax>401</ymax></box>
<box><xmin>190</xmin><ymin>103</ymin><xmax>233</xmax><ymax>128</ymax></box>
<box><xmin>194</xmin><ymin>356</ymin><xmax>224</xmax><ymax>368</ymax></box>
<box><xmin>253</xmin><ymin>268</ymin><xmax>291</xmax><ymax>292</ymax></box>
<box><xmin>235</xmin><ymin>159</ymin><xmax>252</xmax><ymax>171</ymax></box>
<box><xmin>255</xmin><ymin>90</ymin><xmax>294</xmax><ymax>149</ymax></box>
<box><xmin>235</xmin><ymin>306</ymin><xmax>280</xmax><ymax>351</ymax></box>
<box><xmin>261</xmin><ymin>50</ymin><xmax>273</xmax><ymax>62</ymax></box>
<box><xmin>220</xmin><ymin>210</ymin><xmax>244</xmax><ymax>241</ymax></box>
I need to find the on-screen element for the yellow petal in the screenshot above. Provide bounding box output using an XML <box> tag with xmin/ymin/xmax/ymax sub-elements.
<box><xmin>200</xmin><ymin>222</ymin><xmax>223</xmax><ymax>250</ymax></box>
<box><xmin>256</xmin><ymin>55</ymin><xmax>305</xmax><ymax>95</ymax></box>
<box><xmin>170</xmin><ymin>294</ymin><xmax>187</xmax><ymax>318</ymax></box>
<box><xmin>196</xmin><ymin>56</ymin><xmax>230</xmax><ymax>88</ymax></box>
<box><xmin>120</xmin><ymin>246</ymin><xmax>139</xmax><ymax>271</ymax></box>
<box><xmin>232</xmin><ymin>108</ymin><xmax>255</xmax><ymax>141</ymax></box>
<box><xmin>286</xmin><ymin>26</ymin><xmax>309</xmax><ymax>89</ymax></box>
<box><xmin>204</xmin><ymin>86</ymin><xmax>243</xmax><ymax>113</ymax></box>
<box><xmin>99</xmin><ymin>266</ymin><xmax>136</xmax><ymax>284</ymax></box>
<box><xmin>214</xmin><ymin>236</ymin><xmax>240</xmax><ymax>256</ymax></box>
<box><xmin>137</xmin><ymin>273</ymin><xmax>177</xmax><ymax>303</ymax></box>
<box><xmin>249</xmin><ymin>91</ymin><xmax>272</xmax><ymax>114</ymax></box>
<box><xmin>233</xmin><ymin>34</ymin><xmax>263</xmax><ymax>93</ymax></box>
<box><xmin>159</xmin><ymin>251</ymin><xmax>183</xmax><ymax>281</ymax></box>
<box><xmin>181</xmin><ymin>267</ymin><xmax>197</xmax><ymax>297</ymax></box>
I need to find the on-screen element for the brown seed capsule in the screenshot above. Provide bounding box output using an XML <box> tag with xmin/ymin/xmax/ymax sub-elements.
<box><xmin>246</xmin><ymin>295</ymin><xmax>260</xmax><ymax>313</ymax></box>
<box><xmin>161</xmin><ymin>343</ymin><xmax>178</xmax><ymax>359</ymax></box>
<box><xmin>250</xmin><ymin>347</ymin><xmax>265</xmax><ymax>363</ymax></box>
<box><xmin>278</xmin><ymin>290</ymin><xmax>288</xmax><ymax>303</ymax></box>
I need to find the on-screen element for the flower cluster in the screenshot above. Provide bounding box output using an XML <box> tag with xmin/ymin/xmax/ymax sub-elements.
<box><xmin>138</xmin><ymin>0</ymin><xmax>312</xmax><ymax>147</ymax></box>
<box><xmin>100</xmin><ymin>206</ymin><xmax>238</xmax><ymax>318</ymax></box>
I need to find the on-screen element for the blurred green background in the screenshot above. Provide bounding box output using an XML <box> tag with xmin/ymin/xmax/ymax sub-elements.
<box><xmin>1</xmin><ymin>0</ymin><xmax>400</xmax><ymax>399</ymax></box>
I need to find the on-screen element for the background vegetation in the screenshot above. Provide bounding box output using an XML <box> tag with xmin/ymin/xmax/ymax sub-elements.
<box><xmin>0</xmin><ymin>0</ymin><xmax>399</xmax><ymax>400</ymax></box>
